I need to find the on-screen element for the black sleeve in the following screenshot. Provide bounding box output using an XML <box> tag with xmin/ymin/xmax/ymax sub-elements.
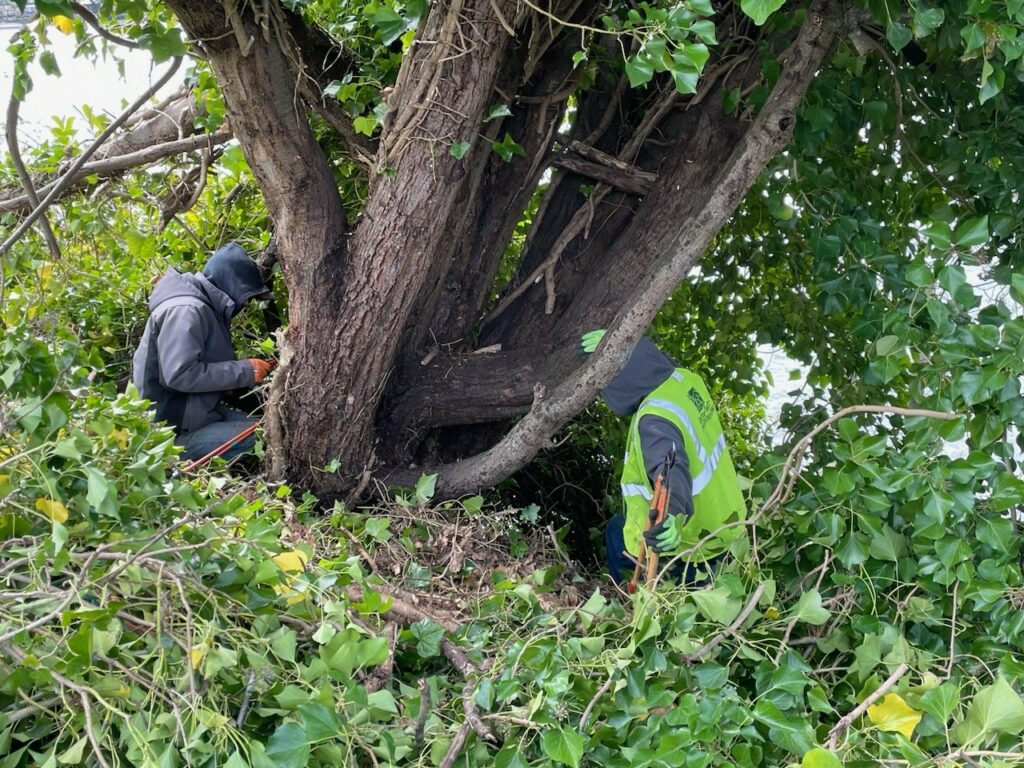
<box><xmin>637</xmin><ymin>414</ymin><xmax>693</xmax><ymax>519</ymax></box>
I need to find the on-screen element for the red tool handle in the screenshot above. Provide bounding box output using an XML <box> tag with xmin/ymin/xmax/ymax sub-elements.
<box><xmin>181</xmin><ymin>421</ymin><xmax>261</xmax><ymax>474</ymax></box>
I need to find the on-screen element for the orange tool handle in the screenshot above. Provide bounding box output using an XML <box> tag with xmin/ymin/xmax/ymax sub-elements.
<box><xmin>181</xmin><ymin>421</ymin><xmax>261</xmax><ymax>474</ymax></box>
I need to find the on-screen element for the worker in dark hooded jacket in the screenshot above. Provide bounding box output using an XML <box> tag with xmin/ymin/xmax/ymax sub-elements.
<box><xmin>132</xmin><ymin>243</ymin><xmax>275</xmax><ymax>461</ymax></box>
<box><xmin>580</xmin><ymin>330</ymin><xmax>746</xmax><ymax>584</ymax></box>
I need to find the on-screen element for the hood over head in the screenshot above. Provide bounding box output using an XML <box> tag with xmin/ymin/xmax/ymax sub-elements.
<box><xmin>601</xmin><ymin>337</ymin><xmax>677</xmax><ymax>416</ymax></box>
<box><xmin>201</xmin><ymin>243</ymin><xmax>271</xmax><ymax>316</ymax></box>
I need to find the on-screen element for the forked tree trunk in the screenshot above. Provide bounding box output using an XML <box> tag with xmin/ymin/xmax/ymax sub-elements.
<box><xmin>164</xmin><ymin>0</ymin><xmax>847</xmax><ymax>497</ymax></box>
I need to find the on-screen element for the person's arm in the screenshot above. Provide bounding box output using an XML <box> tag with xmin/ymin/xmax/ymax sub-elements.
<box><xmin>156</xmin><ymin>305</ymin><xmax>256</xmax><ymax>393</ymax></box>
<box><xmin>638</xmin><ymin>415</ymin><xmax>694</xmax><ymax>553</ymax></box>
<box><xmin>638</xmin><ymin>415</ymin><xmax>693</xmax><ymax>519</ymax></box>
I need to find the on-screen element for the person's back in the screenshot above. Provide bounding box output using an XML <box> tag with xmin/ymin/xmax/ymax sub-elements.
<box><xmin>132</xmin><ymin>243</ymin><xmax>273</xmax><ymax>460</ymax></box>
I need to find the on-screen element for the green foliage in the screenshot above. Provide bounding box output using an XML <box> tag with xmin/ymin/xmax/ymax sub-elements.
<box><xmin>4</xmin><ymin>0</ymin><xmax>1024</xmax><ymax>765</ymax></box>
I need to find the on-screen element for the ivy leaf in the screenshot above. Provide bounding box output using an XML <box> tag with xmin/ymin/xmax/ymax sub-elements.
<box><xmin>353</xmin><ymin>115</ymin><xmax>379</xmax><ymax>136</ymax></box>
<box><xmin>57</xmin><ymin>736</ymin><xmax>87</xmax><ymax>765</ymax></box>
<box><xmin>410</xmin><ymin>619</ymin><xmax>444</xmax><ymax>657</ymax></box>
<box><xmin>540</xmin><ymin>727</ymin><xmax>584</xmax><ymax>768</ymax></box>
<box><xmin>739</xmin><ymin>0</ymin><xmax>785</xmax><ymax>26</ymax></box>
<box><xmin>450</xmin><ymin>141</ymin><xmax>470</xmax><ymax>160</ymax></box>
<box><xmin>484</xmin><ymin>103</ymin><xmax>513</xmax><ymax>122</ymax></box>
<box><xmin>912</xmin><ymin>7</ymin><xmax>945</xmax><ymax>37</ymax></box>
<box><xmin>793</xmin><ymin>589</ymin><xmax>830</xmax><ymax>626</ymax></box>
<box><xmin>671</xmin><ymin>67</ymin><xmax>700</xmax><ymax>95</ymax></box>
<box><xmin>367</xmin><ymin>5</ymin><xmax>405</xmax><ymax>45</ymax></box>
<box><xmin>624</xmin><ymin>54</ymin><xmax>655</xmax><ymax>87</ymax></box>
<box><xmin>921</xmin><ymin>220</ymin><xmax>952</xmax><ymax>249</ymax></box>
<box><xmin>690</xmin><ymin>19</ymin><xmax>718</xmax><ymax>45</ymax></box>
<box><xmin>298</xmin><ymin>702</ymin><xmax>341</xmax><ymax>742</ymax></box>
<box><xmin>273</xmin><ymin>550</ymin><xmax>308</xmax><ymax>573</ymax></box>
<box><xmin>264</xmin><ymin>723</ymin><xmax>311</xmax><ymax>768</ymax></box>
<box><xmin>690</xmin><ymin>586</ymin><xmax>742</xmax><ymax>625</ymax></box>
<box><xmin>867</xmin><ymin>693</ymin><xmax>923</xmax><ymax>739</ymax></box>
<box><xmin>415</xmin><ymin>472</ymin><xmax>438</xmax><ymax>503</ymax></box>
<box><xmin>952</xmin><ymin>677</ymin><xmax>1024</xmax><ymax>745</ymax></box>
<box><xmin>886</xmin><ymin>22</ymin><xmax>913</xmax><ymax>51</ymax></box>
<box><xmin>491</xmin><ymin>132</ymin><xmax>525</xmax><ymax>162</ymax></box>
<box><xmin>801</xmin><ymin>748</ymin><xmax>842</xmax><ymax>768</ymax></box>
<box><xmin>39</xmin><ymin>51</ymin><xmax>61</xmax><ymax>77</ymax></box>
<box><xmin>35</xmin><ymin>497</ymin><xmax>68</xmax><ymax>523</ymax></box>
<box><xmin>953</xmin><ymin>215</ymin><xmax>989</xmax><ymax>247</ymax></box>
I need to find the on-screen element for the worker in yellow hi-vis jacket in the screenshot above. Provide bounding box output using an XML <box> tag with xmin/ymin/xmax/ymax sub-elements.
<box><xmin>580</xmin><ymin>331</ymin><xmax>747</xmax><ymax>585</ymax></box>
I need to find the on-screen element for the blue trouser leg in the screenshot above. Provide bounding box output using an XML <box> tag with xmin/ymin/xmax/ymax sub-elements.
<box><xmin>604</xmin><ymin>512</ymin><xmax>722</xmax><ymax>586</ymax></box>
<box><xmin>178</xmin><ymin>408</ymin><xmax>258</xmax><ymax>461</ymax></box>
<box><xmin>604</xmin><ymin>514</ymin><xmax>637</xmax><ymax>584</ymax></box>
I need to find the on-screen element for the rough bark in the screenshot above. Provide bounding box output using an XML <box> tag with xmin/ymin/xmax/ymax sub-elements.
<box><xmin>156</xmin><ymin>0</ymin><xmax>847</xmax><ymax>498</ymax></box>
<box><xmin>395</xmin><ymin>0</ymin><xmax>847</xmax><ymax>494</ymax></box>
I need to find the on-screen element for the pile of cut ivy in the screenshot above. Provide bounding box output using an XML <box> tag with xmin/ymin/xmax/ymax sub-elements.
<box><xmin>2</xmin><ymin>316</ymin><xmax>1024</xmax><ymax>768</ymax></box>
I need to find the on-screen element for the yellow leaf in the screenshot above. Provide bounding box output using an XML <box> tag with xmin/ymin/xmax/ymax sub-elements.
<box><xmin>51</xmin><ymin>15</ymin><xmax>74</xmax><ymax>34</ymax></box>
<box><xmin>35</xmin><ymin>497</ymin><xmax>68</xmax><ymax>524</ymax></box>
<box><xmin>189</xmin><ymin>646</ymin><xmax>205</xmax><ymax>670</ymax></box>
<box><xmin>867</xmin><ymin>693</ymin><xmax>922</xmax><ymax>739</ymax></box>
<box><xmin>273</xmin><ymin>550</ymin><xmax>308</xmax><ymax>573</ymax></box>
<box><xmin>110</xmin><ymin>428</ymin><xmax>130</xmax><ymax>450</ymax></box>
<box><xmin>36</xmin><ymin>263</ymin><xmax>54</xmax><ymax>287</ymax></box>
<box><xmin>765</xmin><ymin>606</ymin><xmax>781</xmax><ymax>619</ymax></box>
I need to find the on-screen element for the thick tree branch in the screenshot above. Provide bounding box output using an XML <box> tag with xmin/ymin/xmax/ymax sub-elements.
<box><xmin>551</xmin><ymin>151</ymin><xmax>656</xmax><ymax>195</ymax></box>
<box><xmin>406</xmin><ymin>0</ymin><xmax>847</xmax><ymax>495</ymax></box>
<box><xmin>0</xmin><ymin>130</ymin><xmax>232</xmax><ymax>214</ymax></box>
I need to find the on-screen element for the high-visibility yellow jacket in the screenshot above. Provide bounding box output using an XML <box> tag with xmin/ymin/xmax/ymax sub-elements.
<box><xmin>619</xmin><ymin>369</ymin><xmax>746</xmax><ymax>561</ymax></box>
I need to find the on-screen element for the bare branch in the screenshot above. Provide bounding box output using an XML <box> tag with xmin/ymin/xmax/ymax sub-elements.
<box><xmin>70</xmin><ymin>2</ymin><xmax>140</xmax><ymax>49</ymax></box>
<box><xmin>827</xmin><ymin>663</ymin><xmax>910</xmax><ymax>750</ymax></box>
<box><xmin>686</xmin><ymin>584</ymin><xmax>766</xmax><ymax>663</ymax></box>
<box><xmin>0</xmin><ymin>130</ymin><xmax>232</xmax><ymax>215</ymax></box>
<box><xmin>5</xmin><ymin>87</ymin><xmax>61</xmax><ymax>259</ymax></box>
<box><xmin>0</xmin><ymin>56</ymin><xmax>183</xmax><ymax>258</ymax></box>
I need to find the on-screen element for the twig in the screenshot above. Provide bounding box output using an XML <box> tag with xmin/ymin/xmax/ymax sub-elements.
<box><xmin>414</xmin><ymin>679</ymin><xmax>431</xmax><ymax>747</ymax></box>
<box><xmin>70</xmin><ymin>2</ymin><xmax>140</xmax><ymax>48</ymax></box>
<box><xmin>438</xmin><ymin>722</ymin><xmax>471</xmax><ymax>768</ymax></box>
<box><xmin>579</xmin><ymin>672</ymin><xmax>614</xmax><ymax>731</ymax></box>
<box><xmin>80</xmin><ymin>692</ymin><xmax>113</xmax><ymax>768</ymax></box>
<box><xmin>365</xmin><ymin>623</ymin><xmax>397</xmax><ymax>693</ymax></box>
<box><xmin>462</xmin><ymin>679</ymin><xmax>499</xmax><ymax>744</ymax></box>
<box><xmin>826</xmin><ymin>663</ymin><xmax>909</xmax><ymax>750</ymax></box>
<box><xmin>0</xmin><ymin>130</ymin><xmax>233</xmax><ymax>214</ymax></box>
<box><xmin>235</xmin><ymin>670</ymin><xmax>257</xmax><ymax>727</ymax></box>
<box><xmin>0</xmin><ymin>55</ymin><xmax>182</xmax><ymax>258</ymax></box>
<box><xmin>687</xmin><ymin>584</ymin><xmax>766</xmax><ymax>663</ymax></box>
<box><xmin>774</xmin><ymin>552</ymin><xmax>831</xmax><ymax>664</ymax></box>
<box><xmin>762</xmin><ymin>405</ymin><xmax>958</xmax><ymax>515</ymax></box>
<box><xmin>945</xmin><ymin>580</ymin><xmax>959</xmax><ymax>678</ymax></box>
<box><xmin>5</xmin><ymin>88</ymin><xmax>61</xmax><ymax>259</ymax></box>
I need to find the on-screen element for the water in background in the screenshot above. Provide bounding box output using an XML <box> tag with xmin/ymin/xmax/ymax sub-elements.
<box><xmin>0</xmin><ymin>23</ymin><xmax>183</xmax><ymax>141</ymax></box>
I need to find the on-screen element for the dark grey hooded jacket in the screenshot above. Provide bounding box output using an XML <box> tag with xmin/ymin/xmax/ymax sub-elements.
<box><xmin>602</xmin><ymin>337</ymin><xmax>694</xmax><ymax>519</ymax></box>
<box><xmin>132</xmin><ymin>243</ymin><xmax>269</xmax><ymax>434</ymax></box>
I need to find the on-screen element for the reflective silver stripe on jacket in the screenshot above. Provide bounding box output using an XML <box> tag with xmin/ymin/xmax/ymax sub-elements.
<box><xmin>644</xmin><ymin>398</ymin><xmax>708</xmax><ymax>465</ymax></box>
<box><xmin>621</xmin><ymin>483</ymin><xmax>653</xmax><ymax>500</ymax></box>
<box><xmin>644</xmin><ymin>398</ymin><xmax>727</xmax><ymax>495</ymax></box>
<box><xmin>692</xmin><ymin>433</ymin><xmax>727</xmax><ymax>494</ymax></box>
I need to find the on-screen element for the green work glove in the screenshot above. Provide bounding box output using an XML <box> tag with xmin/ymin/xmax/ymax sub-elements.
<box><xmin>580</xmin><ymin>329</ymin><xmax>606</xmax><ymax>355</ymax></box>
<box><xmin>644</xmin><ymin>512</ymin><xmax>685</xmax><ymax>555</ymax></box>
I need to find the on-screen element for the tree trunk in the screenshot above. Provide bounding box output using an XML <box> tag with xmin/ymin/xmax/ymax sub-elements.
<box><xmin>162</xmin><ymin>0</ymin><xmax>849</xmax><ymax>497</ymax></box>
